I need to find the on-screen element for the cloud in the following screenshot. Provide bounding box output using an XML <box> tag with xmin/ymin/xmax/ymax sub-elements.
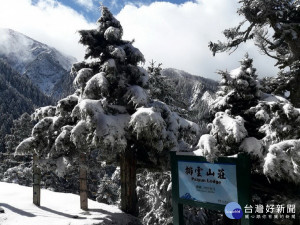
<box><xmin>0</xmin><ymin>0</ymin><xmax>278</xmax><ymax>80</ymax></box>
<box><xmin>74</xmin><ymin>0</ymin><xmax>95</xmax><ymax>10</ymax></box>
<box><xmin>117</xmin><ymin>0</ymin><xmax>278</xmax><ymax>80</ymax></box>
<box><xmin>110</xmin><ymin>0</ymin><xmax>118</xmax><ymax>8</ymax></box>
<box><xmin>0</xmin><ymin>0</ymin><xmax>95</xmax><ymax>61</ymax></box>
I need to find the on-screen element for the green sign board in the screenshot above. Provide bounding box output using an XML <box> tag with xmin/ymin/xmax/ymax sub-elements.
<box><xmin>170</xmin><ymin>151</ymin><xmax>251</xmax><ymax>225</ymax></box>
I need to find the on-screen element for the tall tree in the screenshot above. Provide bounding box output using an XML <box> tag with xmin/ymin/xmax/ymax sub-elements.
<box><xmin>209</xmin><ymin>0</ymin><xmax>300</xmax><ymax>106</ymax></box>
<box><xmin>16</xmin><ymin>6</ymin><xmax>199</xmax><ymax>216</ymax></box>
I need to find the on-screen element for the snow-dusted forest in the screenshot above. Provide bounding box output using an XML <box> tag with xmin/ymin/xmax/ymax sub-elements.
<box><xmin>1</xmin><ymin>1</ymin><xmax>300</xmax><ymax>225</ymax></box>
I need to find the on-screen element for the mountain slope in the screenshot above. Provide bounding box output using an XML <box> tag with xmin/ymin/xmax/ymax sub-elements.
<box><xmin>161</xmin><ymin>68</ymin><xmax>218</xmax><ymax>125</ymax></box>
<box><xmin>0</xmin><ymin>59</ymin><xmax>53</xmax><ymax>152</ymax></box>
<box><xmin>0</xmin><ymin>28</ymin><xmax>76</xmax><ymax>100</ymax></box>
<box><xmin>162</xmin><ymin>68</ymin><xmax>217</xmax><ymax>102</ymax></box>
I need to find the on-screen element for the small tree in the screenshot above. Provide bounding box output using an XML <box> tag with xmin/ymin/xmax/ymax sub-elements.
<box><xmin>209</xmin><ymin>0</ymin><xmax>300</xmax><ymax>106</ymax></box>
<box><xmin>147</xmin><ymin>61</ymin><xmax>190</xmax><ymax>118</ymax></box>
<box><xmin>147</xmin><ymin>61</ymin><xmax>169</xmax><ymax>102</ymax></box>
<box><xmin>5</xmin><ymin>113</ymin><xmax>33</xmax><ymax>153</ymax></box>
<box><xmin>16</xmin><ymin>6</ymin><xmax>199</xmax><ymax>215</ymax></box>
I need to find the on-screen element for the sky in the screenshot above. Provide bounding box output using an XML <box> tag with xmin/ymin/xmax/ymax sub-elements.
<box><xmin>0</xmin><ymin>0</ymin><xmax>278</xmax><ymax>80</ymax></box>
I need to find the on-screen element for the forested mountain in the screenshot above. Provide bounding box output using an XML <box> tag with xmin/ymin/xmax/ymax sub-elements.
<box><xmin>162</xmin><ymin>68</ymin><xmax>217</xmax><ymax>101</ymax></box>
<box><xmin>161</xmin><ymin>68</ymin><xmax>218</xmax><ymax>131</ymax></box>
<box><xmin>0</xmin><ymin>59</ymin><xmax>52</xmax><ymax>152</ymax></box>
<box><xmin>0</xmin><ymin>28</ymin><xmax>76</xmax><ymax>100</ymax></box>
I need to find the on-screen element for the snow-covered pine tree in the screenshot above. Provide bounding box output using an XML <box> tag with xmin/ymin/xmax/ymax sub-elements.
<box><xmin>198</xmin><ymin>54</ymin><xmax>262</xmax><ymax>157</ymax></box>
<box><xmin>5</xmin><ymin>113</ymin><xmax>33</xmax><ymax>154</ymax></box>
<box><xmin>148</xmin><ymin>60</ymin><xmax>171</xmax><ymax>104</ymax></box>
<box><xmin>147</xmin><ymin>61</ymin><xmax>190</xmax><ymax>120</ymax></box>
<box><xmin>16</xmin><ymin>6</ymin><xmax>199</xmax><ymax>216</ymax></box>
<box><xmin>195</xmin><ymin>55</ymin><xmax>300</xmax><ymax>224</ymax></box>
<box><xmin>209</xmin><ymin>0</ymin><xmax>300</xmax><ymax>107</ymax></box>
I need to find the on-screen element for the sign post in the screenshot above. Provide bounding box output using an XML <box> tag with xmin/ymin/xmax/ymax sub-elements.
<box><xmin>170</xmin><ymin>151</ymin><xmax>251</xmax><ymax>225</ymax></box>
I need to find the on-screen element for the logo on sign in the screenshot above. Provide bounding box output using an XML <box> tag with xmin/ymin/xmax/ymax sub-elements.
<box><xmin>225</xmin><ymin>202</ymin><xmax>243</xmax><ymax>219</ymax></box>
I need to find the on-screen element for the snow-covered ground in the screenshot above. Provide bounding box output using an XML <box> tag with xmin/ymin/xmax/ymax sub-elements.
<box><xmin>0</xmin><ymin>182</ymin><xmax>140</xmax><ymax>225</ymax></box>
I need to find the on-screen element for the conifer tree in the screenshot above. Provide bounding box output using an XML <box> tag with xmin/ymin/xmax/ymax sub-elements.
<box><xmin>16</xmin><ymin>6</ymin><xmax>199</xmax><ymax>215</ymax></box>
<box><xmin>209</xmin><ymin>0</ymin><xmax>300</xmax><ymax>107</ymax></box>
<box><xmin>5</xmin><ymin>113</ymin><xmax>33</xmax><ymax>153</ymax></box>
<box><xmin>196</xmin><ymin>55</ymin><xmax>300</xmax><ymax>224</ymax></box>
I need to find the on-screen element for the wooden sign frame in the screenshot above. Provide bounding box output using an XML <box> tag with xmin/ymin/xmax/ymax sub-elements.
<box><xmin>170</xmin><ymin>151</ymin><xmax>251</xmax><ymax>225</ymax></box>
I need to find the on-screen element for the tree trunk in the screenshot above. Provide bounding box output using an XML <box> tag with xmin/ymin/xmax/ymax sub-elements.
<box><xmin>120</xmin><ymin>148</ymin><xmax>138</xmax><ymax>216</ymax></box>
<box><xmin>79</xmin><ymin>152</ymin><xmax>88</xmax><ymax>210</ymax></box>
<box><xmin>288</xmin><ymin>71</ymin><xmax>300</xmax><ymax>108</ymax></box>
<box><xmin>33</xmin><ymin>154</ymin><xmax>41</xmax><ymax>206</ymax></box>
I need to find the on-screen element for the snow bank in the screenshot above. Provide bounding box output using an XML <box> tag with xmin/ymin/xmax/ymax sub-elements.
<box><xmin>0</xmin><ymin>182</ymin><xmax>141</xmax><ymax>225</ymax></box>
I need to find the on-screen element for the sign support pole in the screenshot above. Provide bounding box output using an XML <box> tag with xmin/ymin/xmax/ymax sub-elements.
<box><xmin>237</xmin><ymin>154</ymin><xmax>251</xmax><ymax>225</ymax></box>
<box><xmin>171</xmin><ymin>151</ymin><xmax>184</xmax><ymax>225</ymax></box>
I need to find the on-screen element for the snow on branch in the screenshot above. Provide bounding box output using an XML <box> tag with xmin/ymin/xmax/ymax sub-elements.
<box><xmin>264</xmin><ymin>140</ymin><xmax>300</xmax><ymax>183</ymax></box>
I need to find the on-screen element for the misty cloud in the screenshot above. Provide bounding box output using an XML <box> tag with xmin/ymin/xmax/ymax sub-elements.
<box><xmin>117</xmin><ymin>0</ymin><xmax>279</xmax><ymax>80</ymax></box>
<box><xmin>0</xmin><ymin>0</ymin><xmax>95</xmax><ymax>61</ymax></box>
<box><xmin>0</xmin><ymin>0</ymin><xmax>279</xmax><ymax>80</ymax></box>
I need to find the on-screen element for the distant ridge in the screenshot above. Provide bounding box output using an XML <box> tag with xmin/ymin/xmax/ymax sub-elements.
<box><xmin>0</xmin><ymin>28</ymin><xmax>76</xmax><ymax>100</ymax></box>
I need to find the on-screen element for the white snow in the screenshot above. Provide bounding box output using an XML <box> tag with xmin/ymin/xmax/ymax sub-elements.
<box><xmin>73</xmin><ymin>68</ymin><xmax>94</xmax><ymax>88</ymax></box>
<box><xmin>110</xmin><ymin>47</ymin><xmax>126</xmax><ymax>62</ymax></box>
<box><xmin>211</xmin><ymin>112</ymin><xmax>248</xmax><ymax>144</ymax></box>
<box><xmin>263</xmin><ymin>140</ymin><xmax>300</xmax><ymax>183</ymax></box>
<box><xmin>55</xmin><ymin>156</ymin><xmax>71</xmax><ymax>177</ymax></box>
<box><xmin>130</xmin><ymin>107</ymin><xmax>166</xmax><ymax>140</ymax></box>
<box><xmin>83</xmin><ymin>72</ymin><xmax>108</xmax><ymax>99</ymax></box>
<box><xmin>240</xmin><ymin>137</ymin><xmax>263</xmax><ymax>158</ymax></box>
<box><xmin>212</xmin><ymin>90</ymin><xmax>234</xmax><ymax>110</ymax></box>
<box><xmin>70</xmin><ymin>120</ymin><xmax>89</xmax><ymax>149</ymax></box>
<box><xmin>261</xmin><ymin>93</ymin><xmax>288</xmax><ymax>103</ymax></box>
<box><xmin>102</xmin><ymin>59</ymin><xmax>116</xmax><ymax>72</ymax></box>
<box><xmin>254</xmin><ymin>109</ymin><xmax>270</xmax><ymax>121</ymax></box>
<box><xmin>284</xmin><ymin>90</ymin><xmax>291</xmax><ymax>98</ymax></box>
<box><xmin>15</xmin><ymin>137</ymin><xmax>36</xmax><ymax>156</ymax></box>
<box><xmin>125</xmin><ymin>86</ymin><xmax>148</xmax><ymax>107</ymax></box>
<box><xmin>104</xmin><ymin>27</ymin><xmax>122</xmax><ymax>41</ymax></box>
<box><xmin>72</xmin><ymin>99</ymin><xmax>104</xmax><ymax>120</ymax></box>
<box><xmin>94</xmin><ymin>114</ymin><xmax>130</xmax><ymax>151</ymax></box>
<box><xmin>230</xmin><ymin>67</ymin><xmax>243</xmax><ymax>79</ymax></box>
<box><xmin>137</xmin><ymin>67</ymin><xmax>149</xmax><ymax>86</ymax></box>
<box><xmin>282</xmin><ymin>103</ymin><xmax>299</xmax><ymax>119</ymax></box>
<box><xmin>0</xmin><ymin>182</ymin><xmax>139</xmax><ymax>225</ymax></box>
<box><xmin>237</xmin><ymin>79</ymin><xmax>249</xmax><ymax>87</ymax></box>
<box><xmin>33</xmin><ymin>106</ymin><xmax>56</xmax><ymax>120</ymax></box>
<box><xmin>194</xmin><ymin>134</ymin><xmax>218</xmax><ymax>162</ymax></box>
